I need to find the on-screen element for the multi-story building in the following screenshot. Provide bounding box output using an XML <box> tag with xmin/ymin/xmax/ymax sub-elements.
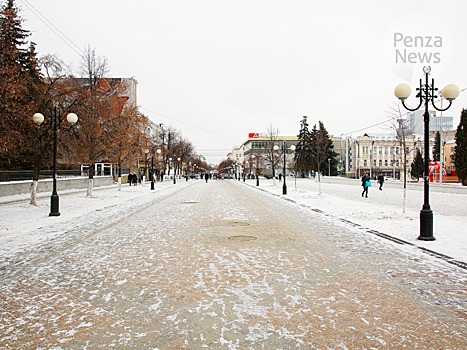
<box><xmin>331</xmin><ymin>135</ymin><xmax>348</xmax><ymax>175</ymax></box>
<box><xmin>351</xmin><ymin>133</ymin><xmax>431</xmax><ymax>180</ymax></box>
<box><xmin>404</xmin><ymin>110</ymin><xmax>454</xmax><ymax>134</ymax></box>
<box><xmin>240</xmin><ymin>133</ymin><xmax>298</xmax><ymax>177</ymax></box>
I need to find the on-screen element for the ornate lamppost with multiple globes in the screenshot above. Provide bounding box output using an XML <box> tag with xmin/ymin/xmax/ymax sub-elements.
<box><xmin>33</xmin><ymin>104</ymin><xmax>78</xmax><ymax>216</ymax></box>
<box><xmin>143</xmin><ymin>148</ymin><xmax>149</xmax><ymax>186</ymax></box>
<box><xmin>150</xmin><ymin>150</ymin><xmax>155</xmax><ymax>190</ymax></box>
<box><xmin>274</xmin><ymin>142</ymin><xmax>296</xmax><ymax>195</ymax></box>
<box><xmin>156</xmin><ymin>149</ymin><xmax>162</xmax><ymax>181</ymax></box>
<box><xmin>394</xmin><ymin>66</ymin><xmax>459</xmax><ymax>241</ymax></box>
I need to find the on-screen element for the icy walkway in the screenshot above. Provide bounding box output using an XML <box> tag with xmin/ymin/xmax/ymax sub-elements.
<box><xmin>0</xmin><ymin>179</ymin><xmax>466</xmax><ymax>348</ymax></box>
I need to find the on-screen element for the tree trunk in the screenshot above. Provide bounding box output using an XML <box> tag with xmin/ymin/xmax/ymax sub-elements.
<box><xmin>402</xmin><ymin>187</ymin><xmax>407</xmax><ymax>214</ymax></box>
<box><xmin>317</xmin><ymin>165</ymin><xmax>322</xmax><ymax>195</ymax></box>
<box><xmin>29</xmin><ymin>180</ymin><xmax>38</xmax><ymax>205</ymax></box>
<box><xmin>87</xmin><ymin>178</ymin><xmax>94</xmax><ymax>197</ymax></box>
<box><xmin>30</xmin><ymin>153</ymin><xmax>41</xmax><ymax>205</ymax></box>
<box><xmin>403</xmin><ymin>153</ymin><xmax>407</xmax><ymax>213</ymax></box>
<box><xmin>87</xmin><ymin>163</ymin><xmax>95</xmax><ymax>197</ymax></box>
<box><xmin>117</xmin><ymin>163</ymin><xmax>122</xmax><ymax>191</ymax></box>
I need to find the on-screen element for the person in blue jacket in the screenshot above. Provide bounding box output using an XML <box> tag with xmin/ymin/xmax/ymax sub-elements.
<box><xmin>361</xmin><ymin>172</ymin><xmax>370</xmax><ymax>198</ymax></box>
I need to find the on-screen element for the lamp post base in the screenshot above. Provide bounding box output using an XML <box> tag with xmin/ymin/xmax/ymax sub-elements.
<box><xmin>49</xmin><ymin>194</ymin><xmax>60</xmax><ymax>216</ymax></box>
<box><xmin>418</xmin><ymin>207</ymin><xmax>435</xmax><ymax>241</ymax></box>
<box><xmin>282</xmin><ymin>184</ymin><xmax>287</xmax><ymax>195</ymax></box>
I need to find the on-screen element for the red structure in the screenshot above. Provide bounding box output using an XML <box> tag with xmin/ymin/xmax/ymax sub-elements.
<box><xmin>429</xmin><ymin>162</ymin><xmax>447</xmax><ymax>183</ymax></box>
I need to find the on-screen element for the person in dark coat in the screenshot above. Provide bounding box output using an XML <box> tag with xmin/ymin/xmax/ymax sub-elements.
<box><xmin>128</xmin><ymin>173</ymin><xmax>133</xmax><ymax>186</ymax></box>
<box><xmin>361</xmin><ymin>172</ymin><xmax>370</xmax><ymax>198</ymax></box>
<box><xmin>377</xmin><ymin>173</ymin><xmax>385</xmax><ymax>190</ymax></box>
<box><xmin>205</xmin><ymin>173</ymin><xmax>209</xmax><ymax>183</ymax></box>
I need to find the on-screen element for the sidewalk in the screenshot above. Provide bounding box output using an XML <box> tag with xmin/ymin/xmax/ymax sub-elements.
<box><xmin>1</xmin><ymin>177</ymin><xmax>465</xmax><ymax>349</ymax></box>
<box><xmin>0</xmin><ymin>179</ymin><xmax>195</xmax><ymax>259</ymax></box>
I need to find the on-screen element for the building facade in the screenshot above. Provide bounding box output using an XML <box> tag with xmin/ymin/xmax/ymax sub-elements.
<box><xmin>351</xmin><ymin>133</ymin><xmax>431</xmax><ymax>180</ymax></box>
<box><xmin>240</xmin><ymin>133</ymin><xmax>298</xmax><ymax>177</ymax></box>
<box><xmin>406</xmin><ymin>110</ymin><xmax>454</xmax><ymax>134</ymax></box>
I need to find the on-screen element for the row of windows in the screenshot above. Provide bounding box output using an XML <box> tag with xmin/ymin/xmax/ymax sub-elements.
<box><xmin>363</xmin><ymin>159</ymin><xmax>401</xmax><ymax>167</ymax></box>
<box><xmin>362</xmin><ymin>146</ymin><xmax>401</xmax><ymax>155</ymax></box>
<box><xmin>361</xmin><ymin>146</ymin><xmax>426</xmax><ymax>155</ymax></box>
<box><xmin>250</xmin><ymin>141</ymin><xmax>298</xmax><ymax>149</ymax></box>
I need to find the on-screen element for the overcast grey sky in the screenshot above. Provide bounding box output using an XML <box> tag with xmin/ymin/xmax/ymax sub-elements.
<box><xmin>17</xmin><ymin>0</ymin><xmax>467</xmax><ymax>164</ymax></box>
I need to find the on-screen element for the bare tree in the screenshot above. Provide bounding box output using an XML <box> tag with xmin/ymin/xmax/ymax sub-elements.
<box><xmin>386</xmin><ymin>103</ymin><xmax>418</xmax><ymax>213</ymax></box>
<box><xmin>74</xmin><ymin>46</ymin><xmax>110</xmax><ymax>196</ymax></box>
<box><xmin>264</xmin><ymin>124</ymin><xmax>280</xmax><ymax>180</ymax></box>
<box><xmin>107</xmin><ymin>105</ymin><xmax>149</xmax><ymax>190</ymax></box>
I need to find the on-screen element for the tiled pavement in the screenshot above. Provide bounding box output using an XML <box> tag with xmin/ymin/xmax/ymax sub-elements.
<box><xmin>0</xmin><ymin>180</ymin><xmax>465</xmax><ymax>349</ymax></box>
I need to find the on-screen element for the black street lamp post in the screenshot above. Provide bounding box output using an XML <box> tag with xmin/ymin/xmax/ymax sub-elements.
<box><xmin>250</xmin><ymin>155</ymin><xmax>255</xmax><ymax>181</ymax></box>
<box><xmin>150</xmin><ymin>155</ymin><xmax>155</xmax><ymax>190</ymax></box>
<box><xmin>33</xmin><ymin>104</ymin><xmax>78</xmax><ymax>216</ymax></box>
<box><xmin>177</xmin><ymin>157</ymin><xmax>181</xmax><ymax>181</ymax></box>
<box><xmin>395</xmin><ymin>66</ymin><xmax>459</xmax><ymax>241</ymax></box>
<box><xmin>156</xmin><ymin>148</ymin><xmax>162</xmax><ymax>181</ymax></box>
<box><xmin>274</xmin><ymin>142</ymin><xmax>296</xmax><ymax>195</ymax></box>
<box><xmin>144</xmin><ymin>148</ymin><xmax>149</xmax><ymax>186</ymax></box>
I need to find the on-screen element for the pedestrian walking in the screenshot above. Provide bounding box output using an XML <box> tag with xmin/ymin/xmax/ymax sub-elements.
<box><xmin>378</xmin><ymin>173</ymin><xmax>385</xmax><ymax>190</ymax></box>
<box><xmin>205</xmin><ymin>173</ymin><xmax>209</xmax><ymax>183</ymax></box>
<box><xmin>361</xmin><ymin>172</ymin><xmax>370</xmax><ymax>198</ymax></box>
<box><xmin>128</xmin><ymin>173</ymin><xmax>133</xmax><ymax>186</ymax></box>
<box><xmin>279</xmin><ymin>173</ymin><xmax>282</xmax><ymax>182</ymax></box>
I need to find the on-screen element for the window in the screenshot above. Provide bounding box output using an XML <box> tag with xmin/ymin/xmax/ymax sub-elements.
<box><xmin>364</xmin><ymin>160</ymin><xmax>367</xmax><ymax>166</ymax></box>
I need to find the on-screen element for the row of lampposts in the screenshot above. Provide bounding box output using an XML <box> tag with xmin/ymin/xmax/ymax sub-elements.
<box><xmin>143</xmin><ymin>148</ymin><xmax>190</xmax><ymax>187</ymax></box>
<box><xmin>246</xmin><ymin>142</ymin><xmax>296</xmax><ymax>194</ymax></box>
<box><xmin>30</xmin><ymin>104</ymin><xmax>202</xmax><ymax>215</ymax></box>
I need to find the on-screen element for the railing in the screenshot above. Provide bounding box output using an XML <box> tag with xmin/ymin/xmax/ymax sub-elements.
<box><xmin>0</xmin><ymin>170</ymin><xmax>81</xmax><ymax>182</ymax></box>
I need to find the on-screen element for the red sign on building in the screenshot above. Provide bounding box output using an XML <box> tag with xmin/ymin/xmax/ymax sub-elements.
<box><xmin>248</xmin><ymin>133</ymin><xmax>260</xmax><ymax>138</ymax></box>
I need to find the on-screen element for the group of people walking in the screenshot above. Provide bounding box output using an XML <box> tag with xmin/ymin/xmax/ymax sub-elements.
<box><xmin>128</xmin><ymin>173</ymin><xmax>138</xmax><ymax>186</ymax></box>
<box><xmin>361</xmin><ymin>173</ymin><xmax>385</xmax><ymax>198</ymax></box>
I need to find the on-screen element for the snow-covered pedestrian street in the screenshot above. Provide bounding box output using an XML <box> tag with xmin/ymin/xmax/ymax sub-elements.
<box><xmin>0</xmin><ymin>179</ymin><xmax>466</xmax><ymax>348</ymax></box>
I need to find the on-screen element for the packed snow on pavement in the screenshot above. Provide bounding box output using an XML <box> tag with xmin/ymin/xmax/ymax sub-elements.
<box><xmin>0</xmin><ymin>177</ymin><xmax>466</xmax><ymax>265</ymax></box>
